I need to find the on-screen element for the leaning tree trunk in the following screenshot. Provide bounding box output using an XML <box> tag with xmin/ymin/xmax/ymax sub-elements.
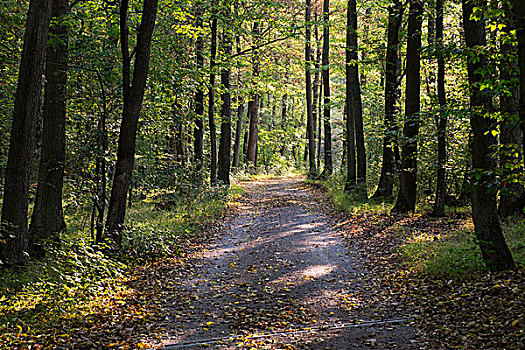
<box><xmin>432</xmin><ymin>0</ymin><xmax>448</xmax><ymax>217</ymax></box>
<box><xmin>392</xmin><ymin>0</ymin><xmax>422</xmax><ymax>213</ymax></box>
<box><xmin>105</xmin><ymin>0</ymin><xmax>158</xmax><ymax>244</ymax></box>
<box><xmin>29</xmin><ymin>0</ymin><xmax>69</xmax><ymax>259</ymax></box>
<box><xmin>499</xmin><ymin>1</ymin><xmax>524</xmax><ymax>216</ymax></box>
<box><xmin>193</xmin><ymin>0</ymin><xmax>204</xmax><ymax>170</ymax></box>
<box><xmin>372</xmin><ymin>0</ymin><xmax>403</xmax><ymax>198</ymax></box>
<box><xmin>305</xmin><ymin>0</ymin><xmax>317</xmax><ymax>177</ymax></box>
<box><xmin>320</xmin><ymin>0</ymin><xmax>333</xmax><ymax>178</ymax></box>
<box><xmin>246</xmin><ymin>22</ymin><xmax>261</xmax><ymax>168</ymax></box>
<box><xmin>0</xmin><ymin>0</ymin><xmax>53</xmax><ymax>266</ymax></box>
<box><xmin>462</xmin><ymin>0</ymin><xmax>515</xmax><ymax>272</ymax></box>
<box><xmin>217</xmin><ymin>7</ymin><xmax>232</xmax><ymax>186</ymax></box>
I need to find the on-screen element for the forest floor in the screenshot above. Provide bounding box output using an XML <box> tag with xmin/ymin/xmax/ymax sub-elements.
<box><xmin>147</xmin><ymin>176</ymin><xmax>418</xmax><ymax>349</ymax></box>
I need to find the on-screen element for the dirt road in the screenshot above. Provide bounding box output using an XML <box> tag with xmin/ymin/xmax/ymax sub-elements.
<box><xmin>156</xmin><ymin>177</ymin><xmax>417</xmax><ymax>349</ymax></box>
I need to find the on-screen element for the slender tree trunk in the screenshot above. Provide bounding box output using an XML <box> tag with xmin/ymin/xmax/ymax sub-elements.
<box><xmin>280</xmin><ymin>93</ymin><xmax>288</xmax><ymax>156</ymax></box>
<box><xmin>499</xmin><ymin>2</ymin><xmax>524</xmax><ymax>216</ymax></box>
<box><xmin>345</xmin><ymin>0</ymin><xmax>358</xmax><ymax>191</ymax></box>
<box><xmin>208</xmin><ymin>11</ymin><xmax>218</xmax><ymax>185</ymax></box>
<box><xmin>29</xmin><ymin>0</ymin><xmax>69</xmax><ymax>258</ymax></box>
<box><xmin>305</xmin><ymin>0</ymin><xmax>317</xmax><ymax>177</ymax></box>
<box><xmin>105</xmin><ymin>0</ymin><xmax>158</xmax><ymax>244</ymax></box>
<box><xmin>347</xmin><ymin>0</ymin><xmax>366</xmax><ymax>187</ymax></box>
<box><xmin>217</xmin><ymin>5</ymin><xmax>232</xmax><ymax>186</ymax></box>
<box><xmin>432</xmin><ymin>0</ymin><xmax>448</xmax><ymax>216</ymax></box>
<box><xmin>372</xmin><ymin>0</ymin><xmax>403</xmax><ymax>198</ymax></box>
<box><xmin>193</xmin><ymin>0</ymin><xmax>204</xmax><ymax>170</ymax></box>
<box><xmin>170</xmin><ymin>98</ymin><xmax>185</xmax><ymax>165</ymax></box>
<box><xmin>317</xmin><ymin>79</ymin><xmax>323</xmax><ymax>170</ymax></box>
<box><xmin>0</xmin><ymin>0</ymin><xmax>53</xmax><ymax>266</ymax></box>
<box><xmin>462</xmin><ymin>0</ymin><xmax>515</xmax><ymax>271</ymax></box>
<box><xmin>392</xmin><ymin>0</ymin><xmax>422</xmax><ymax>213</ymax></box>
<box><xmin>312</xmin><ymin>12</ymin><xmax>321</xmax><ymax>162</ymax></box>
<box><xmin>246</xmin><ymin>22</ymin><xmax>260</xmax><ymax>168</ymax></box>
<box><xmin>320</xmin><ymin>0</ymin><xmax>332</xmax><ymax>178</ymax></box>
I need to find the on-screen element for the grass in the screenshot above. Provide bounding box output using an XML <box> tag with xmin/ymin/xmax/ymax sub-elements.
<box><xmin>312</xmin><ymin>174</ymin><xmax>525</xmax><ymax>280</ymax></box>
<box><xmin>0</xmin><ymin>181</ymin><xmax>242</xmax><ymax>349</ymax></box>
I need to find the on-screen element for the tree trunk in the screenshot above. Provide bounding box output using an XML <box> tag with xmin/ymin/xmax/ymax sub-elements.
<box><xmin>392</xmin><ymin>0</ymin><xmax>422</xmax><ymax>213</ymax></box>
<box><xmin>0</xmin><ymin>0</ymin><xmax>53</xmax><ymax>266</ymax></box>
<box><xmin>305</xmin><ymin>0</ymin><xmax>317</xmax><ymax>177</ymax></box>
<box><xmin>312</xmin><ymin>12</ymin><xmax>321</xmax><ymax>162</ymax></box>
<box><xmin>345</xmin><ymin>0</ymin><xmax>358</xmax><ymax>191</ymax></box>
<box><xmin>105</xmin><ymin>0</ymin><xmax>158</xmax><ymax>244</ymax></box>
<box><xmin>280</xmin><ymin>93</ymin><xmax>288</xmax><ymax>156</ymax></box>
<box><xmin>247</xmin><ymin>22</ymin><xmax>260</xmax><ymax>168</ymax></box>
<box><xmin>317</xmin><ymin>78</ymin><xmax>323</xmax><ymax>170</ymax></box>
<box><xmin>208</xmin><ymin>11</ymin><xmax>218</xmax><ymax>185</ymax></box>
<box><xmin>372</xmin><ymin>0</ymin><xmax>403</xmax><ymax>199</ymax></box>
<box><xmin>499</xmin><ymin>1</ymin><xmax>524</xmax><ymax>216</ymax></box>
<box><xmin>432</xmin><ymin>0</ymin><xmax>448</xmax><ymax>217</ymax></box>
<box><xmin>28</xmin><ymin>0</ymin><xmax>68</xmax><ymax>258</ymax></box>
<box><xmin>347</xmin><ymin>0</ymin><xmax>366</xmax><ymax>187</ymax></box>
<box><xmin>462</xmin><ymin>0</ymin><xmax>515</xmax><ymax>271</ymax></box>
<box><xmin>217</xmin><ymin>6</ymin><xmax>232</xmax><ymax>186</ymax></box>
<box><xmin>193</xmin><ymin>0</ymin><xmax>204</xmax><ymax>170</ymax></box>
<box><xmin>320</xmin><ymin>0</ymin><xmax>333</xmax><ymax>178</ymax></box>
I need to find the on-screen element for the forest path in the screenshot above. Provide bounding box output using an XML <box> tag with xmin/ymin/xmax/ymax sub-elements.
<box><xmin>156</xmin><ymin>176</ymin><xmax>417</xmax><ymax>349</ymax></box>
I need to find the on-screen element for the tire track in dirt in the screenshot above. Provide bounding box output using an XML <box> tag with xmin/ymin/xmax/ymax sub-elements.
<box><xmin>156</xmin><ymin>177</ymin><xmax>418</xmax><ymax>349</ymax></box>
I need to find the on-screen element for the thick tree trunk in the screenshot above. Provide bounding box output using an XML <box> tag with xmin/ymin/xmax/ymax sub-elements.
<box><xmin>317</xmin><ymin>80</ymin><xmax>323</xmax><ymax>170</ymax></box>
<box><xmin>208</xmin><ymin>12</ymin><xmax>218</xmax><ymax>185</ymax></box>
<box><xmin>372</xmin><ymin>0</ymin><xmax>403</xmax><ymax>198</ymax></box>
<box><xmin>345</xmin><ymin>0</ymin><xmax>358</xmax><ymax>191</ymax></box>
<box><xmin>217</xmin><ymin>8</ymin><xmax>232</xmax><ymax>186</ymax></box>
<box><xmin>247</xmin><ymin>22</ymin><xmax>260</xmax><ymax>168</ymax></box>
<box><xmin>0</xmin><ymin>0</ymin><xmax>53</xmax><ymax>266</ymax></box>
<box><xmin>105</xmin><ymin>0</ymin><xmax>158</xmax><ymax>244</ymax></box>
<box><xmin>320</xmin><ymin>0</ymin><xmax>332</xmax><ymax>178</ymax></box>
<box><xmin>305</xmin><ymin>0</ymin><xmax>317</xmax><ymax>177</ymax></box>
<box><xmin>432</xmin><ymin>0</ymin><xmax>448</xmax><ymax>217</ymax></box>
<box><xmin>193</xmin><ymin>0</ymin><xmax>204</xmax><ymax>170</ymax></box>
<box><xmin>499</xmin><ymin>2</ymin><xmax>524</xmax><ymax>216</ymax></box>
<box><xmin>29</xmin><ymin>0</ymin><xmax>68</xmax><ymax>258</ymax></box>
<box><xmin>392</xmin><ymin>0</ymin><xmax>422</xmax><ymax>213</ymax></box>
<box><xmin>462</xmin><ymin>0</ymin><xmax>515</xmax><ymax>271</ymax></box>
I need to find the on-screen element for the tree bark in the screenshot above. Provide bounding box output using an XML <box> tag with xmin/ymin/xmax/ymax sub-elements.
<box><xmin>105</xmin><ymin>0</ymin><xmax>158</xmax><ymax>244</ymax></box>
<box><xmin>0</xmin><ymin>0</ymin><xmax>53</xmax><ymax>266</ymax></box>
<box><xmin>280</xmin><ymin>93</ymin><xmax>288</xmax><ymax>156</ymax></box>
<box><xmin>247</xmin><ymin>22</ymin><xmax>260</xmax><ymax>168</ymax></box>
<box><xmin>217</xmin><ymin>4</ymin><xmax>232</xmax><ymax>186</ymax></box>
<box><xmin>392</xmin><ymin>0</ymin><xmax>422</xmax><ymax>213</ymax></box>
<box><xmin>193</xmin><ymin>0</ymin><xmax>204</xmax><ymax>170</ymax></box>
<box><xmin>28</xmin><ymin>0</ymin><xmax>68</xmax><ymax>258</ymax></box>
<box><xmin>372</xmin><ymin>0</ymin><xmax>403</xmax><ymax>198</ymax></box>
<box><xmin>345</xmin><ymin>0</ymin><xmax>358</xmax><ymax>191</ymax></box>
<box><xmin>462</xmin><ymin>0</ymin><xmax>515</xmax><ymax>271</ymax></box>
<box><xmin>312</xmin><ymin>12</ymin><xmax>321</xmax><ymax>163</ymax></box>
<box><xmin>305</xmin><ymin>0</ymin><xmax>317</xmax><ymax>177</ymax></box>
<box><xmin>432</xmin><ymin>0</ymin><xmax>448</xmax><ymax>217</ymax></box>
<box><xmin>208</xmin><ymin>11</ymin><xmax>218</xmax><ymax>185</ymax></box>
<box><xmin>320</xmin><ymin>0</ymin><xmax>332</xmax><ymax>178</ymax></box>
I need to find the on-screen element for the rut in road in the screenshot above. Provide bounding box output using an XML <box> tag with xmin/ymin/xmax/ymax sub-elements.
<box><xmin>156</xmin><ymin>177</ymin><xmax>417</xmax><ymax>349</ymax></box>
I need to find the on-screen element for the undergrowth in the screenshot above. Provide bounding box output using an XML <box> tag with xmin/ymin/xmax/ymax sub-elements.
<box><xmin>0</xmin><ymin>182</ymin><xmax>243</xmax><ymax>349</ymax></box>
<box><xmin>312</xmin><ymin>174</ymin><xmax>525</xmax><ymax>280</ymax></box>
